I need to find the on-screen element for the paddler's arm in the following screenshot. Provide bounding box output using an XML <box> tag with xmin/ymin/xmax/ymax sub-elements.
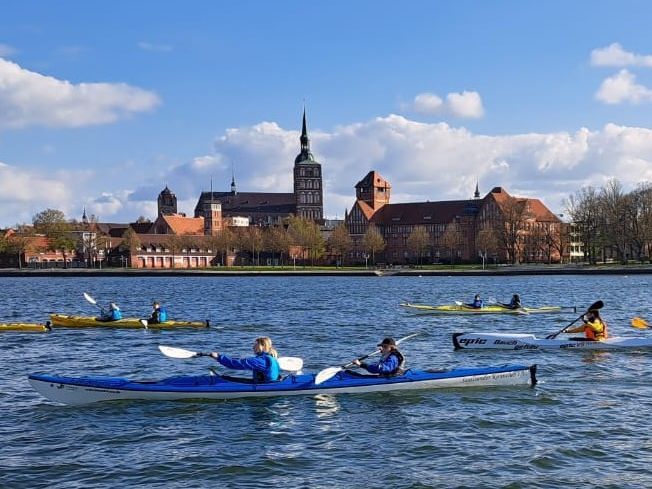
<box><xmin>565</xmin><ymin>325</ymin><xmax>584</xmax><ymax>334</ymax></box>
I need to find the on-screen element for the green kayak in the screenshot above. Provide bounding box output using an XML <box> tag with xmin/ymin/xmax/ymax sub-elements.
<box><xmin>400</xmin><ymin>302</ymin><xmax>575</xmax><ymax>315</ymax></box>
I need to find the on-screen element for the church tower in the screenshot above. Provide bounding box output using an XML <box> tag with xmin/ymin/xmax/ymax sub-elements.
<box><xmin>355</xmin><ymin>171</ymin><xmax>391</xmax><ymax>210</ymax></box>
<box><xmin>293</xmin><ymin>109</ymin><xmax>324</xmax><ymax>222</ymax></box>
<box><xmin>158</xmin><ymin>186</ymin><xmax>177</xmax><ymax>216</ymax></box>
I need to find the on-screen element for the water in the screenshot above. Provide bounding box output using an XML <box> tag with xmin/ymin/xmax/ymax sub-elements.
<box><xmin>1</xmin><ymin>274</ymin><xmax>651</xmax><ymax>488</ymax></box>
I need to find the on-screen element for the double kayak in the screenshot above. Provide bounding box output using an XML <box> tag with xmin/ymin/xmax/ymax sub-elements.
<box><xmin>453</xmin><ymin>332</ymin><xmax>652</xmax><ymax>350</ymax></box>
<box><xmin>400</xmin><ymin>302</ymin><xmax>574</xmax><ymax>315</ymax></box>
<box><xmin>1</xmin><ymin>322</ymin><xmax>51</xmax><ymax>333</ymax></box>
<box><xmin>28</xmin><ymin>364</ymin><xmax>537</xmax><ymax>405</ymax></box>
<box><xmin>49</xmin><ymin>314</ymin><xmax>209</xmax><ymax>329</ymax></box>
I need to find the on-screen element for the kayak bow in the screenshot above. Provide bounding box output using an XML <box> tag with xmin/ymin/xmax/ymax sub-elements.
<box><xmin>0</xmin><ymin>322</ymin><xmax>51</xmax><ymax>333</ymax></box>
<box><xmin>29</xmin><ymin>364</ymin><xmax>537</xmax><ymax>405</ymax></box>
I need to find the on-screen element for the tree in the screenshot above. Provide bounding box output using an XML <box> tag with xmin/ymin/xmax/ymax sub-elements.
<box><xmin>209</xmin><ymin>228</ymin><xmax>235</xmax><ymax>266</ymax></box>
<box><xmin>162</xmin><ymin>234</ymin><xmax>184</xmax><ymax>269</ymax></box>
<box><xmin>264</xmin><ymin>225</ymin><xmax>291</xmax><ymax>266</ymax></box>
<box><xmin>440</xmin><ymin>222</ymin><xmax>462</xmax><ymax>266</ymax></box>
<box><xmin>32</xmin><ymin>208</ymin><xmax>74</xmax><ymax>268</ymax></box>
<box><xmin>476</xmin><ymin>226</ymin><xmax>498</xmax><ymax>268</ymax></box>
<box><xmin>362</xmin><ymin>224</ymin><xmax>385</xmax><ymax>266</ymax></box>
<box><xmin>494</xmin><ymin>197</ymin><xmax>531</xmax><ymax>264</ymax></box>
<box><xmin>328</xmin><ymin>223</ymin><xmax>352</xmax><ymax>267</ymax></box>
<box><xmin>406</xmin><ymin>226</ymin><xmax>429</xmax><ymax>266</ymax></box>
<box><xmin>119</xmin><ymin>228</ymin><xmax>142</xmax><ymax>267</ymax></box>
<box><xmin>288</xmin><ymin>216</ymin><xmax>325</xmax><ymax>266</ymax></box>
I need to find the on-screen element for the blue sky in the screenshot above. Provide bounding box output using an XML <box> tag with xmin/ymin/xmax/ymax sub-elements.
<box><xmin>1</xmin><ymin>1</ymin><xmax>652</xmax><ymax>226</ymax></box>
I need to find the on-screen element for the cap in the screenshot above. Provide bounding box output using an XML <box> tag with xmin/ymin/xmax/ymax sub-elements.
<box><xmin>377</xmin><ymin>337</ymin><xmax>396</xmax><ymax>347</ymax></box>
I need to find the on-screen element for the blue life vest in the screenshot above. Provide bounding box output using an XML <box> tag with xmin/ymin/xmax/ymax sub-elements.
<box><xmin>158</xmin><ymin>307</ymin><xmax>168</xmax><ymax>322</ymax></box>
<box><xmin>254</xmin><ymin>353</ymin><xmax>280</xmax><ymax>383</ymax></box>
<box><xmin>111</xmin><ymin>309</ymin><xmax>123</xmax><ymax>320</ymax></box>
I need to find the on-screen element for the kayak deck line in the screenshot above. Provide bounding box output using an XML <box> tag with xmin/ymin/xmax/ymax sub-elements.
<box><xmin>453</xmin><ymin>332</ymin><xmax>652</xmax><ymax>351</ymax></box>
<box><xmin>28</xmin><ymin>364</ymin><xmax>537</xmax><ymax>405</ymax></box>
<box><xmin>49</xmin><ymin>314</ymin><xmax>209</xmax><ymax>329</ymax></box>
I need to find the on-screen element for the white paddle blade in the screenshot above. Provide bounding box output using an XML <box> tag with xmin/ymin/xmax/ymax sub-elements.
<box><xmin>314</xmin><ymin>367</ymin><xmax>342</xmax><ymax>385</ymax></box>
<box><xmin>83</xmin><ymin>292</ymin><xmax>97</xmax><ymax>305</ymax></box>
<box><xmin>454</xmin><ymin>301</ymin><xmax>463</xmax><ymax>306</ymax></box>
<box><xmin>159</xmin><ymin>345</ymin><xmax>198</xmax><ymax>359</ymax></box>
<box><xmin>278</xmin><ymin>356</ymin><xmax>303</xmax><ymax>372</ymax></box>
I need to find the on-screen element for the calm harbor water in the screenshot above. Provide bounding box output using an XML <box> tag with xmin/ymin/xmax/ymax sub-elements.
<box><xmin>1</xmin><ymin>274</ymin><xmax>651</xmax><ymax>488</ymax></box>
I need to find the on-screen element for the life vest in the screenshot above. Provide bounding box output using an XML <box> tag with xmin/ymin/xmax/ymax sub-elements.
<box><xmin>111</xmin><ymin>309</ymin><xmax>123</xmax><ymax>320</ymax></box>
<box><xmin>383</xmin><ymin>349</ymin><xmax>406</xmax><ymax>377</ymax></box>
<box><xmin>157</xmin><ymin>307</ymin><xmax>168</xmax><ymax>322</ymax></box>
<box><xmin>584</xmin><ymin>319</ymin><xmax>608</xmax><ymax>340</ymax></box>
<box><xmin>253</xmin><ymin>352</ymin><xmax>280</xmax><ymax>383</ymax></box>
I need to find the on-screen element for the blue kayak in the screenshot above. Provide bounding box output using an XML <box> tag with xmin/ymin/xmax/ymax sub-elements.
<box><xmin>29</xmin><ymin>364</ymin><xmax>537</xmax><ymax>405</ymax></box>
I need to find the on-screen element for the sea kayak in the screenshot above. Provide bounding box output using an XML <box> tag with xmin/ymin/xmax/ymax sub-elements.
<box><xmin>49</xmin><ymin>314</ymin><xmax>209</xmax><ymax>329</ymax></box>
<box><xmin>453</xmin><ymin>332</ymin><xmax>652</xmax><ymax>350</ymax></box>
<box><xmin>0</xmin><ymin>322</ymin><xmax>51</xmax><ymax>333</ymax></box>
<box><xmin>400</xmin><ymin>302</ymin><xmax>574</xmax><ymax>315</ymax></box>
<box><xmin>28</xmin><ymin>364</ymin><xmax>537</xmax><ymax>405</ymax></box>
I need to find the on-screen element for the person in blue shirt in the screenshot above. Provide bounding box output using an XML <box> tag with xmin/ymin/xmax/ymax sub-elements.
<box><xmin>209</xmin><ymin>336</ymin><xmax>280</xmax><ymax>383</ymax></box>
<box><xmin>467</xmin><ymin>294</ymin><xmax>483</xmax><ymax>309</ymax></box>
<box><xmin>352</xmin><ymin>337</ymin><xmax>405</xmax><ymax>376</ymax></box>
<box><xmin>149</xmin><ymin>301</ymin><xmax>168</xmax><ymax>324</ymax></box>
<box><xmin>100</xmin><ymin>302</ymin><xmax>122</xmax><ymax>322</ymax></box>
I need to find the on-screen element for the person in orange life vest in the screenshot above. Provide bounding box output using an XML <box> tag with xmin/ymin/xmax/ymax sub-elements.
<box><xmin>566</xmin><ymin>309</ymin><xmax>608</xmax><ymax>340</ymax></box>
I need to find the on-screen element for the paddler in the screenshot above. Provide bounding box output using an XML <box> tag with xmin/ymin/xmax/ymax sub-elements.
<box><xmin>148</xmin><ymin>301</ymin><xmax>168</xmax><ymax>324</ymax></box>
<box><xmin>501</xmin><ymin>294</ymin><xmax>522</xmax><ymax>310</ymax></box>
<box><xmin>99</xmin><ymin>302</ymin><xmax>122</xmax><ymax>322</ymax></box>
<box><xmin>565</xmin><ymin>309</ymin><xmax>608</xmax><ymax>341</ymax></box>
<box><xmin>467</xmin><ymin>294</ymin><xmax>484</xmax><ymax>309</ymax></box>
<box><xmin>352</xmin><ymin>337</ymin><xmax>405</xmax><ymax>376</ymax></box>
<box><xmin>209</xmin><ymin>336</ymin><xmax>280</xmax><ymax>383</ymax></box>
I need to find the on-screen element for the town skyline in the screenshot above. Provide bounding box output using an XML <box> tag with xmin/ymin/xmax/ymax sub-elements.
<box><xmin>1</xmin><ymin>2</ymin><xmax>652</xmax><ymax>228</ymax></box>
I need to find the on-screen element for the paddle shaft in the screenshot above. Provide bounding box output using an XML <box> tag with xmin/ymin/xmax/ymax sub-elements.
<box><xmin>546</xmin><ymin>300</ymin><xmax>604</xmax><ymax>339</ymax></box>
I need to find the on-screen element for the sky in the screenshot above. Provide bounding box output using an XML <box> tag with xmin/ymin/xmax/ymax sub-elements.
<box><xmin>1</xmin><ymin>1</ymin><xmax>652</xmax><ymax>227</ymax></box>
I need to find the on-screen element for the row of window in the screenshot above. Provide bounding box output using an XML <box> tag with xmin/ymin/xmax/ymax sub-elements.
<box><xmin>298</xmin><ymin>192</ymin><xmax>322</xmax><ymax>204</ymax></box>
<box><xmin>297</xmin><ymin>180</ymin><xmax>321</xmax><ymax>189</ymax></box>
<box><xmin>298</xmin><ymin>167</ymin><xmax>320</xmax><ymax>177</ymax></box>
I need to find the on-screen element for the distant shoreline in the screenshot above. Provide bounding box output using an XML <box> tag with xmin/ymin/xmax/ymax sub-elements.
<box><xmin>0</xmin><ymin>265</ymin><xmax>650</xmax><ymax>277</ymax></box>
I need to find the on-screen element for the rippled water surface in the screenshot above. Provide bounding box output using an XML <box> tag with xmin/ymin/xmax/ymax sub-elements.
<box><xmin>1</xmin><ymin>274</ymin><xmax>651</xmax><ymax>488</ymax></box>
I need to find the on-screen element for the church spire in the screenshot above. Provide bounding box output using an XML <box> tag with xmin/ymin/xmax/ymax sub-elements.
<box><xmin>230</xmin><ymin>164</ymin><xmax>237</xmax><ymax>194</ymax></box>
<box><xmin>474</xmin><ymin>181</ymin><xmax>480</xmax><ymax>199</ymax></box>
<box><xmin>295</xmin><ymin>107</ymin><xmax>315</xmax><ymax>164</ymax></box>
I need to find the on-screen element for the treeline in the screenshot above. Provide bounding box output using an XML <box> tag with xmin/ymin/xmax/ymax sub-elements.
<box><xmin>564</xmin><ymin>179</ymin><xmax>652</xmax><ymax>264</ymax></box>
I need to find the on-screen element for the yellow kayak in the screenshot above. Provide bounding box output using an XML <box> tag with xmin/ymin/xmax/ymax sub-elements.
<box><xmin>0</xmin><ymin>322</ymin><xmax>52</xmax><ymax>333</ymax></box>
<box><xmin>49</xmin><ymin>314</ymin><xmax>209</xmax><ymax>329</ymax></box>
<box><xmin>400</xmin><ymin>302</ymin><xmax>574</xmax><ymax>315</ymax></box>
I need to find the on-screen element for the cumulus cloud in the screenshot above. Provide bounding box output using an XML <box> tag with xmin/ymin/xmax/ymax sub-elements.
<box><xmin>0</xmin><ymin>58</ymin><xmax>161</xmax><ymax>129</ymax></box>
<box><xmin>591</xmin><ymin>43</ymin><xmax>652</xmax><ymax>67</ymax></box>
<box><xmin>411</xmin><ymin>90</ymin><xmax>484</xmax><ymax>118</ymax></box>
<box><xmin>595</xmin><ymin>69</ymin><xmax>652</xmax><ymax>104</ymax></box>
<box><xmin>3</xmin><ymin>116</ymin><xmax>652</xmax><ymax>227</ymax></box>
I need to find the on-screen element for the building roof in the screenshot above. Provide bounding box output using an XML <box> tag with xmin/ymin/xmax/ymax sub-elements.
<box><xmin>159</xmin><ymin>215</ymin><xmax>205</xmax><ymax>235</ymax></box>
<box><xmin>195</xmin><ymin>191</ymin><xmax>296</xmax><ymax>216</ymax></box>
<box><xmin>371</xmin><ymin>200</ymin><xmax>479</xmax><ymax>226</ymax></box>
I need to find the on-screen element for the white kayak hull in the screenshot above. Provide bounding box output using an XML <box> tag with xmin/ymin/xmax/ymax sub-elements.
<box><xmin>453</xmin><ymin>332</ymin><xmax>652</xmax><ymax>351</ymax></box>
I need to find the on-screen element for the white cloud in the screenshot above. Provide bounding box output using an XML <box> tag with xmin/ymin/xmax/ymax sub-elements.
<box><xmin>591</xmin><ymin>43</ymin><xmax>652</xmax><ymax>67</ymax></box>
<box><xmin>2</xmin><ymin>117</ymin><xmax>652</xmax><ymax>227</ymax></box>
<box><xmin>0</xmin><ymin>58</ymin><xmax>161</xmax><ymax>129</ymax></box>
<box><xmin>0</xmin><ymin>44</ymin><xmax>17</xmax><ymax>58</ymax></box>
<box><xmin>595</xmin><ymin>69</ymin><xmax>652</xmax><ymax>104</ymax></box>
<box><xmin>410</xmin><ymin>90</ymin><xmax>484</xmax><ymax>118</ymax></box>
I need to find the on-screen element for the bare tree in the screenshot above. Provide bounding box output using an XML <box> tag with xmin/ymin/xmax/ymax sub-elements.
<box><xmin>328</xmin><ymin>223</ymin><xmax>352</xmax><ymax>267</ymax></box>
<box><xmin>475</xmin><ymin>226</ymin><xmax>498</xmax><ymax>268</ymax></box>
<box><xmin>407</xmin><ymin>226</ymin><xmax>429</xmax><ymax>266</ymax></box>
<box><xmin>264</xmin><ymin>225</ymin><xmax>291</xmax><ymax>266</ymax></box>
<box><xmin>362</xmin><ymin>224</ymin><xmax>385</xmax><ymax>266</ymax></box>
<box><xmin>440</xmin><ymin>222</ymin><xmax>462</xmax><ymax>266</ymax></box>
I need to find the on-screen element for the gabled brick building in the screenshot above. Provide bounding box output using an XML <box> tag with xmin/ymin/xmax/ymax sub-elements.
<box><xmin>345</xmin><ymin>171</ymin><xmax>562</xmax><ymax>265</ymax></box>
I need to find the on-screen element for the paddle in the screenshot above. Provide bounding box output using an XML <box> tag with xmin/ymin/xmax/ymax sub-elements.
<box><xmin>545</xmin><ymin>300</ymin><xmax>604</xmax><ymax>339</ymax></box>
<box><xmin>314</xmin><ymin>332</ymin><xmax>421</xmax><ymax>385</ymax></box>
<box><xmin>631</xmin><ymin>317</ymin><xmax>650</xmax><ymax>329</ymax></box>
<box><xmin>83</xmin><ymin>292</ymin><xmax>105</xmax><ymax>314</ymax></box>
<box><xmin>158</xmin><ymin>345</ymin><xmax>304</xmax><ymax>372</ymax></box>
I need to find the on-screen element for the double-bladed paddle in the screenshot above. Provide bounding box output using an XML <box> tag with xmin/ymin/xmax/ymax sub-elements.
<box><xmin>314</xmin><ymin>332</ymin><xmax>421</xmax><ymax>385</ymax></box>
<box><xmin>158</xmin><ymin>345</ymin><xmax>304</xmax><ymax>372</ymax></box>
<box><xmin>631</xmin><ymin>317</ymin><xmax>650</xmax><ymax>329</ymax></box>
<box><xmin>545</xmin><ymin>300</ymin><xmax>604</xmax><ymax>339</ymax></box>
<box><xmin>83</xmin><ymin>292</ymin><xmax>105</xmax><ymax>313</ymax></box>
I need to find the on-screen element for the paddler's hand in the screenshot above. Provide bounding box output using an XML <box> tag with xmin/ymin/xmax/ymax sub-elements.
<box><xmin>352</xmin><ymin>359</ymin><xmax>361</xmax><ymax>366</ymax></box>
<box><xmin>209</xmin><ymin>352</ymin><xmax>219</xmax><ymax>359</ymax></box>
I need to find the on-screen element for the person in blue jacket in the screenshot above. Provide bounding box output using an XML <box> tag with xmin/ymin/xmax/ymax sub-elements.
<box><xmin>209</xmin><ymin>336</ymin><xmax>280</xmax><ymax>383</ymax></box>
<box><xmin>100</xmin><ymin>302</ymin><xmax>122</xmax><ymax>322</ymax></box>
<box><xmin>149</xmin><ymin>301</ymin><xmax>168</xmax><ymax>324</ymax></box>
<box><xmin>467</xmin><ymin>294</ymin><xmax>483</xmax><ymax>309</ymax></box>
<box><xmin>352</xmin><ymin>337</ymin><xmax>405</xmax><ymax>376</ymax></box>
